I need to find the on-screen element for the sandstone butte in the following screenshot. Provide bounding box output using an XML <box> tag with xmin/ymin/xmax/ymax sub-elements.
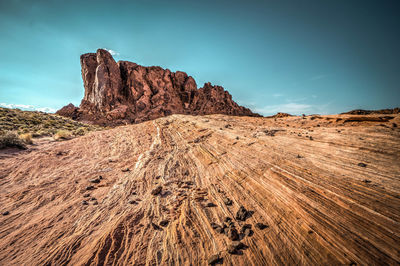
<box><xmin>56</xmin><ymin>49</ymin><xmax>260</xmax><ymax>126</ymax></box>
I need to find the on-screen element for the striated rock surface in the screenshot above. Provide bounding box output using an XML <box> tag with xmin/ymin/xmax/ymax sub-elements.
<box><xmin>1</xmin><ymin>113</ymin><xmax>400</xmax><ymax>265</ymax></box>
<box><xmin>57</xmin><ymin>49</ymin><xmax>259</xmax><ymax>125</ymax></box>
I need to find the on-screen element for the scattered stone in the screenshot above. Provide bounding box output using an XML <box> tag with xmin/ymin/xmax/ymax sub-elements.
<box><xmin>236</xmin><ymin>136</ymin><xmax>239</xmax><ymax>140</ymax></box>
<box><xmin>227</xmin><ymin>241</ymin><xmax>245</xmax><ymax>254</ymax></box>
<box><xmin>236</xmin><ymin>206</ymin><xmax>252</xmax><ymax>221</ymax></box>
<box><xmin>90</xmin><ymin>197</ymin><xmax>97</xmax><ymax>201</ymax></box>
<box><xmin>206</xmin><ymin>202</ymin><xmax>216</xmax><ymax>207</ymax></box>
<box><xmin>223</xmin><ymin>197</ymin><xmax>232</xmax><ymax>206</ymax></box>
<box><xmin>208</xmin><ymin>254</ymin><xmax>222</xmax><ymax>265</ymax></box>
<box><xmin>296</xmin><ymin>154</ymin><xmax>303</xmax><ymax>159</ymax></box>
<box><xmin>151</xmin><ymin>222</ymin><xmax>161</xmax><ymax>230</ymax></box>
<box><xmin>225</xmin><ymin>124</ymin><xmax>231</xmax><ymax>128</ymax></box>
<box><xmin>151</xmin><ymin>185</ymin><xmax>162</xmax><ymax>196</ymax></box>
<box><xmin>99</xmin><ymin>175</ymin><xmax>103</xmax><ymax>180</ymax></box>
<box><xmin>82</xmin><ymin>200</ymin><xmax>89</xmax><ymax>205</ymax></box>
<box><xmin>86</xmin><ymin>185</ymin><xmax>95</xmax><ymax>190</ymax></box>
<box><xmin>155</xmin><ymin>175</ymin><xmax>161</xmax><ymax>179</ymax></box>
<box><xmin>93</xmin><ymin>201</ymin><xmax>99</xmax><ymax>205</ymax></box>
<box><xmin>240</xmin><ymin>224</ymin><xmax>253</xmax><ymax>237</ymax></box>
<box><xmin>308</xmin><ymin>230</ymin><xmax>314</xmax><ymax>234</ymax></box>
<box><xmin>128</xmin><ymin>200</ymin><xmax>137</xmax><ymax>204</ymax></box>
<box><xmin>363</xmin><ymin>179</ymin><xmax>372</xmax><ymax>184</ymax></box>
<box><xmin>358</xmin><ymin>163</ymin><xmax>367</xmax><ymax>167</ymax></box>
<box><xmin>2</xmin><ymin>211</ymin><xmax>10</xmax><ymax>216</ymax></box>
<box><xmin>227</xmin><ymin>227</ymin><xmax>239</xmax><ymax>241</ymax></box>
<box><xmin>255</xmin><ymin>223</ymin><xmax>268</xmax><ymax>230</ymax></box>
<box><xmin>309</xmin><ymin>136</ymin><xmax>313</xmax><ymax>140</ymax></box>
<box><xmin>89</xmin><ymin>178</ymin><xmax>100</xmax><ymax>184</ymax></box>
<box><xmin>393</xmin><ymin>123</ymin><xmax>397</xmax><ymax>128</ymax></box>
<box><xmin>159</xmin><ymin>220</ymin><xmax>169</xmax><ymax>227</ymax></box>
<box><xmin>121</xmin><ymin>168</ymin><xmax>130</xmax><ymax>172</ymax></box>
<box><xmin>83</xmin><ymin>193</ymin><xmax>90</xmax><ymax>198</ymax></box>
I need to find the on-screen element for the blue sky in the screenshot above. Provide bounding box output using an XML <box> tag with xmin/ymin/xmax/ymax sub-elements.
<box><xmin>0</xmin><ymin>0</ymin><xmax>399</xmax><ymax>115</ymax></box>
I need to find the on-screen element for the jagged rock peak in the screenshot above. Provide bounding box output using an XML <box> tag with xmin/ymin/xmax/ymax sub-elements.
<box><xmin>57</xmin><ymin>49</ymin><xmax>260</xmax><ymax>126</ymax></box>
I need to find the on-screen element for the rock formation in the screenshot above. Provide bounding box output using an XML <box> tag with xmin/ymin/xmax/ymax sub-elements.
<box><xmin>57</xmin><ymin>49</ymin><xmax>259</xmax><ymax>125</ymax></box>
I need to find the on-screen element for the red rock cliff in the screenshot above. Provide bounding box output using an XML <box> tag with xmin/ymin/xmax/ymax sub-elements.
<box><xmin>57</xmin><ymin>49</ymin><xmax>260</xmax><ymax>125</ymax></box>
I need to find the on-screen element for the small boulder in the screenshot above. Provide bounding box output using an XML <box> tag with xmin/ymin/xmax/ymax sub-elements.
<box><xmin>159</xmin><ymin>220</ymin><xmax>169</xmax><ymax>227</ymax></box>
<box><xmin>151</xmin><ymin>222</ymin><xmax>161</xmax><ymax>230</ymax></box>
<box><xmin>206</xmin><ymin>202</ymin><xmax>216</xmax><ymax>207</ymax></box>
<box><xmin>255</xmin><ymin>223</ymin><xmax>268</xmax><ymax>230</ymax></box>
<box><xmin>121</xmin><ymin>168</ymin><xmax>130</xmax><ymax>172</ymax></box>
<box><xmin>358</xmin><ymin>163</ymin><xmax>367</xmax><ymax>167</ymax></box>
<box><xmin>128</xmin><ymin>200</ymin><xmax>137</xmax><ymax>204</ymax></box>
<box><xmin>227</xmin><ymin>227</ymin><xmax>239</xmax><ymax>241</ymax></box>
<box><xmin>83</xmin><ymin>193</ymin><xmax>90</xmax><ymax>198</ymax></box>
<box><xmin>89</xmin><ymin>178</ymin><xmax>100</xmax><ymax>184</ymax></box>
<box><xmin>151</xmin><ymin>185</ymin><xmax>162</xmax><ymax>196</ymax></box>
<box><xmin>223</xmin><ymin>197</ymin><xmax>232</xmax><ymax>206</ymax></box>
<box><xmin>236</xmin><ymin>206</ymin><xmax>251</xmax><ymax>221</ymax></box>
<box><xmin>227</xmin><ymin>241</ymin><xmax>245</xmax><ymax>254</ymax></box>
<box><xmin>82</xmin><ymin>200</ymin><xmax>89</xmax><ymax>205</ymax></box>
<box><xmin>208</xmin><ymin>254</ymin><xmax>222</xmax><ymax>265</ymax></box>
<box><xmin>2</xmin><ymin>211</ymin><xmax>10</xmax><ymax>216</ymax></box>
<box><xmin>93</xmin><ymin>201</ymin><xmax>99</xmax><ymax>205</ymax></box>
<box><xmin>86</xmin><ymin>185</ymin><xmax>95</xmax><ymax>191</ymax></box>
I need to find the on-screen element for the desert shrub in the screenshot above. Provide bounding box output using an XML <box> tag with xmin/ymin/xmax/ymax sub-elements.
<box><xmin>74</xmin><ymin>127</ymin><xmax>87</xmax><ymax>136</ymax></box>
<box><xmin>19</xmin><ymin>133</ymin><xmax>33</xmax><ymax>144</ymax></box>
<box><xmin>54</xmin><ymin>130</ymin><xmax>73</xmax><ymax>140</ymax></box>
<box><xmin>0</xmin><ymin>131</ymin><xmax>26</xmax><ymax>149</ymax></box>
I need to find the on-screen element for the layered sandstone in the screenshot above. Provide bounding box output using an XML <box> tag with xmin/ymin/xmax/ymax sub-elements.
<box><xmin>57</xmin><ymin>49</ymin><xmax>259</xmax><ymax>125</ymax></box>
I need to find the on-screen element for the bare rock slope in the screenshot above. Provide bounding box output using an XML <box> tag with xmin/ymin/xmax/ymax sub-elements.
<box><xmin>57</xmin><ymin>49</ymin><xmax>258</xmax><ymax>126</ymax></box>
<box><xmin>1</xmin><ymin>113</ymin><xmax>399</xmax><ymax>265</ymax></box>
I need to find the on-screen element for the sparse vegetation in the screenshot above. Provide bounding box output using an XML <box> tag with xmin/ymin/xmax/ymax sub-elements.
<box><xmin>19</xmin><ymin>133</ymin><xmax>33</xmax><ymax>144</ymax></box>
<box><xmin>0</xmin><ymin>107</ymin><xmax>103</xmax><ymax>148</ymax></box>
<box><xmin>0</xmin><ymin>131</ymin><xmax>26</xmax><ymax>149</ymax></box>
<box><xmin>54</xmin><ymin>130</ymin><xmax>73</xmax><ymax>140</ymax></box>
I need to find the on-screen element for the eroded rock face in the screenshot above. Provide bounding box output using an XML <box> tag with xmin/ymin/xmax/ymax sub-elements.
<box><xmin>57</xmin><ymin>49</ymin><xmax>260</xmax><ymax>125</ymax></box>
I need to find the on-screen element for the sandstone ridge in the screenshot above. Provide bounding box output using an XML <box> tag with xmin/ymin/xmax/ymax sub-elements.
<box><xmin>57</xmin><ymin>49</ymin><xmax>259</xmax><ymax>125</ymax></box>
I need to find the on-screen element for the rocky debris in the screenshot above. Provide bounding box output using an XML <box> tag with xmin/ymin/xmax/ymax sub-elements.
<box><xmin>208</xmin><ymin>254</ymin><xmax>222</xmax><ymax>265</ymax></box>
<box><xmin>206</xmin><ymin>202</ymin><xmax>216</xmax><ymax>207</ymax></box>
<box><xmin>255</xmin><ymin>223</ymin><xmax>268</xmax><ymax>230</ymax></box>
<box><xmin>89</xmin><ymin>178</ymin><xmax>100</xmax><ymax>183</ymax></box>
<box><xmin>264</xmin><ymin>129</ymin><xmax>280</xmax><ymax>136</ymax></box>
<box><xmin>227</xmin><ymin>241</ymin><xmax>246</xmax><ymax>254</ymax></box>
<box><xmin>86</xmin><ymin>185</ymin><xmax>95</xmax><ymax>191</ymax></box>
<box><xmin>223</xmin><ymin>197</ymin><xmax>232</xmax><ymax>206</ymax></box>
<box><xmin>358</xmin><ymin>163</ymin><xmax>367</xmax><ymax>167</ymax></box>
<box><xmin>240</xmin><ymin>224</ymin><xmax>253</xmax><ymax>237</ymax></box>
<box><xmin>121</xmin><ymin>168</ymin><xmax>130</xmax><ymax>172</ymax></box>
<box><xmin>151</xmin><ymin>185</ymin><xmax>162</xmax><ymax>196</ymax></box>
<box><xmin>363</xmin><ymin>179</ymin><xmax>372</xmax><ymax>184</ymax></box>
<box><xmin>93</xmin><ymin>201</ymin><xmax>99</xmax><ymax>205</ymax></box>
<box><xmin>128</xmin><ymin>200</ymin><xmax>137</xmax><ymax>204</ymax></box>
<box><xmin>56</xmin><ymin>49</ymin><xmax>260</xmax><ymax>126</ymax></box>
<box><xmin>82</xmin><ymin>200</ymin><xmax>89</xmax><ymax>205</ymax></box>
<box><xmin>151</xmin><ymin>222</ymin><xmax>161</xmax><ymax>230</ymax></box>
<box><xmin>83</xmin><ymin>193</ymin><xmax>90</xmax><ymax>198</ymax></box>
<box><xmin>2</xmin><ymin>211</ymin><xmax>10</xmax><ymax>216</ymax></box>
<box><xmin>159</xmin><ymin>220</ymin><xmax>169</xmax><ymax>227</ymax></box>
<box><xmin>236</xmin><ymin>206</ymin><xmax>252</xmax><ymax>221</ymax></box>
<box><xmin>90</xmin><ymin>197</ymin><xmax>97</xmax><ymax>201</ymax></box>
<box><xmin>227</xmin><ymin>227</ymin><xmax>239</xmax><ymax>241</ymax></box>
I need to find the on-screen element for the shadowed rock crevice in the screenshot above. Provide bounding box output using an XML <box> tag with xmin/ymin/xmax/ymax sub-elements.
<box><xmin>57</xmin><ymin>49</ymin><xmax>260</xmax><ymax>126</ymax></box>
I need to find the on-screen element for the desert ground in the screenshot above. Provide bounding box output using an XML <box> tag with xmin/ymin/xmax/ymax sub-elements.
<box><xmin>1</xmin><ymin>113</ymin><xmax>399</xmax><ymax>265</ymax></box>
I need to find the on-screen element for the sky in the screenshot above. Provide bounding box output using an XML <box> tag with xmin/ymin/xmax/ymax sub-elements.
<box><xmin>0</xmin><ymin>0</ymin><xmax>399</xmax><ymax>115</ymax></box>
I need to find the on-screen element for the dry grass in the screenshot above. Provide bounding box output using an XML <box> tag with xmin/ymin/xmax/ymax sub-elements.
<box><xmin>54</xmin><ymin>130</ymin><xmax>73</xmax><ymax>141</ymax></box>
<box><xmin>0</xmin><ymin>107</ymin><xmax>104</xmax><ymax>144</ymax></box>
<box><xmin>0</xmin><ymin>131</ymin><xmax>26</xmax><ymax>149</ymax></box>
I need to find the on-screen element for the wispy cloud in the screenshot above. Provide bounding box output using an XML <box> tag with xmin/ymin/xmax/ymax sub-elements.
<box><xmin>310</xmin><ymin>74</ymin><xmax>328</xmax><ymax>81</ymax></box>
<box><xmin>0</xmin><ymin>103</ymin><xmax>56</xmax><ymax>113</ymax></box>
<box><xmin>103</xmin><ymin>48</ymin><xmax>119</xmax><ymax>56</ymax></box>
<box><xmin>255</xmin><ymin>102</ymin><xmax>312</xmax><ymax>115</ymax></box>
<box><xmin>272</xmin><ymin>93</ymin><xmax>283</xmax><ymax>98</ymax></box>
